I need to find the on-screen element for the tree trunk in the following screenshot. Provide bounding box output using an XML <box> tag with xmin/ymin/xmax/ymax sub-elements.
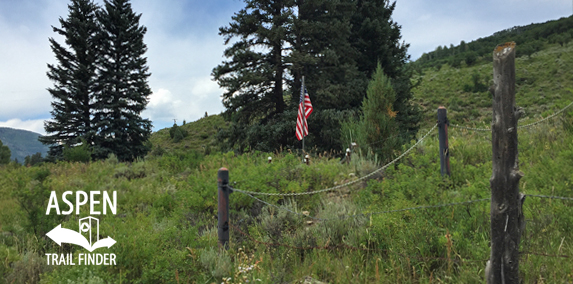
<box><xmin>486</xmin><ymin>42</ymin><xmax>526</xmax><ymax>284</ymax></box>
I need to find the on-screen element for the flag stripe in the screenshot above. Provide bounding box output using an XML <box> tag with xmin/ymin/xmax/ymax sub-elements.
<box><xmin>296</xmin><ymin>87</ymin><xmax>312</xmax><ymax>141</ymax></box>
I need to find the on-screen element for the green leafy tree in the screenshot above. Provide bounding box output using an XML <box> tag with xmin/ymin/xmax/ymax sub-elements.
<box><xmin>93</xmin><ymin>0</ymin><xmax>152</xmax><ymax>161</ymax></box>
<box><xmin>39</xmin><ymin>0</ymin><xmax>100</xmax><ymax>158</ymax></box>
<box><xmin>0</xmin><ymin>139</ymin><xmax>11</xmax><ymax>164</ymax></box>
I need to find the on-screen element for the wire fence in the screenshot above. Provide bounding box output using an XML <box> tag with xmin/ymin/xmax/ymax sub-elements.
<box><xmin>230</xmin><ymin>224</ymin><xmax>570</xmax><ymax>262</ymax></box>
<box><xmin>221</xmin><ymin>100</ymin><xmax>573</xmax><ymax>265</ymax></box>
<box><xmin>228</xmin><ymin>191</ymin><xmax>573</xmax><ymax>266</ymax></box>
<box><xmin>233</xmin><ymin>189</ymin><xmax>573</xmax><ymax>221</ymax></box>
<box><xmin>450</xmin><ymin>99</ymin><xmax>573</xmax><ymax>132</ymax></box>
<box><xmin>230</xmin><ymin>124</ymin><xmax>437</xmax><ymax>197</ymax></box>
<box><xmin>230</xmin><ymin>223</ymin><xmax>470</xmax><ymax>264</ymax></box>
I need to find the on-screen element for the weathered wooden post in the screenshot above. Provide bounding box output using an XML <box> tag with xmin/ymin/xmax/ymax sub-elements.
<box><xmin>217</xmin><ymin>167</ymin><xmax>230</xmax><ymax>249</ymax></box>
<box><xmin>437</xmin><ymin>106</ymin><xmax>450</xmax><ymax>176</ymax></box>
<box><xmin>486</xmin><ymin>42</ymin><xmax>526</xmax><ymax>284</ymax></box>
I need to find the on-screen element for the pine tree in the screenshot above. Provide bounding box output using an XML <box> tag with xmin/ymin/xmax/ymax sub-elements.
<box><xmin>0</xmin><ymin>139</ymin><xmax>11</xmax><ymax>165</ymax></box>
<box><xmin>94</xmin><ymin>0</ymin><xmax>152</xmax><ymax>161</ymax></box>
<box><xmin>40</xmin><ymin>0</ymin><xmax>100</xmax><ymax>158</ymax></box>
<box><xmin>214</xmin><ymin>0</ymin><xmax>419</xmax><ymax>152</ymax></box>
<box><xmin>350</xmin><ymin>0</ymin><xmax>420</xmax><ymax>146</ymax></box>
<box><xmin>360</xmin><ymin>64</ymin><xmax>399</xmax><ymax>161</ymax></box>
<box><xmin>212</xmin><ymin>0</ymin><xmax>296</xmax><ymax>152</ymax></box>
<box><xmin>289</xmin><ymin>0</ymin><xmax>367</xmax><ymax>150</ymax></box>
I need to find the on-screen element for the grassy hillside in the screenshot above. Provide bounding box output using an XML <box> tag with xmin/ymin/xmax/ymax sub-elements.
<box><xmin>149</xmin><ymin>114</ymin><xmax>227</xmax><ymax>154</ymax></box>
<box><xmin>1</xmin><ymin>116</ymin><xmax>572</xmax><ymax>283</ymax></box>
<box><xmin>415</xmin><ymin>16</ymin><xmax>573</xmax><ymax>70</ymax></box>
<box><xmin>413</xmin><ymin>42</ymin><xmax>573</xmax><ymax>128</ymax></box>
<box><xmin>3</xmin><ymin>25</ymin><xmax>573</xmax><ymax>284</ymax></box>
<box><xmin>0</xmin><ymin>127</ymin><xmax>48</xmax><ymax>163</ymax></box>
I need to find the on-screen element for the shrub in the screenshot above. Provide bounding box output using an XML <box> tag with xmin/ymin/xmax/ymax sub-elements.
<box><xmin>199</xmin><ymin>247</ymin><xmax>233</xmax><ymax>279</ymax></box>
<box><xmin>63</xmin><ymin>141</ymin><xmax>92</xmax><ymax>162</ymax></box>
<box><xmin>5</xmin><ymin>252</ymin><xmax>49</xmax><ymax>284</ymax></box>
<box><xmin>40</xmin><ymin>267</ymin><xmax>106</xmax><ymax>284</ymax></box>
<box><xmin>169</xmin><ymin>124</ymin><xmax>188</xmax><ymax>143</ymax></box>
<box><xmin>259</xmin><ymin>200</ymin><xmax>304</xmax><ymax>240</ymax></box>
<box><xmin>11</xmin><ymin>168</ymin><xmax>58</xmax><ymax>236</ymax></box>
<box><xmin>106</xmin><ymin>153</ymin><xmax>119</xmax><ymax>164</ymax></box>
<box><xmin>113</xmin><ymin>161</ymin><xmax>147</xmax><ymax>180</ymax></box>
<box><xmin>563</xmin><ymin>108</ymin><xmax>573</xmax><ymax>133</ymax></box>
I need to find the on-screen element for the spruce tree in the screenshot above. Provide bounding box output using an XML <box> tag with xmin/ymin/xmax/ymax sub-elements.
<box><xmin>360</xmin><ymin>64</ymin><xmax>399</xmax><ymax>161</ymax></box>
<box><xmin>94</xmin><ymin>0</ymin><xmax>152</xmax><ymax>161</ymax></box>
<box><xmin>212</xmin><ymin>0</ymin><xmax>295</xmax><ymax>152</ymax></box>
<box><xmin>40</xmin><ymin>0</ymin><xmax>100</xmax><ymax>158</ymax></box>
<box><xmin>350</xmin><ymin>0</ymin><xmax>420</xmax><ymax>146</ymax></box>
<box><xmin>215</xmin><ymin>0</ymin><xmax>419</xmax><ymax>152</ymax></box>
<box><xmin>0</xmin><ymin>139</ymin><xmax>11</xmax><ymax>165</ymax></box>
<box><xmin>288</xmin><ymin>0</ymin><xmax>367</xmax><ymax>150</ymax></box>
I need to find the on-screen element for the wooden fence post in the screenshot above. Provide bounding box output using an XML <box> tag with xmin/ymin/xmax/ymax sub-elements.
<box><xmin>486</xmin><ymin>42</ymin><xmax>526</xmax><ymax>284</ymax></box>
<box><xmin>217</xmin><ymin>167</ymin><xmax>230</xmax><ymax>249</ymax></box>
<box><xmin>437</xmin><ymin>106</ymin><xmax>450</xmax><ymax>176</ymax></box>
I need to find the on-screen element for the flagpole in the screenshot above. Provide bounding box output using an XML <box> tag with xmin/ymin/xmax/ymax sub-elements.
<box><xmin>301</xmin><ymin>75</ymin><xmax>305</xmax><ymax>156</ymax></box>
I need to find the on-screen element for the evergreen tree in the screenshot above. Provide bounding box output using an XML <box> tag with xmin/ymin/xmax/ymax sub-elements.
<box><xmin>212</xmin><ymin>0</ymin><xmax>296</xmax><ymax>152</ymax></box>
<box><xmin>214</xmin><ymin>0</ymin><xmax>419</xmax><ymax>152</ymax></box>
<box><xmin>341</xmin><ymin>64</ymin><xmax>399</xmax><ymax>162</ymax></box>
<box><xmin>360</xmin><ymin>64</ymin><xmax>399</xmax><ymax>161</ymax></box>
<box><xmin>350</xmin><ymin>0</ymin><xmax>419</xmax><ymax>146</ymax></box>
<box><xmin>24</xmin><ymin>152</ymin><xmax>44</xmax><ymax>167</ymax></box>
<box><xmin>288</xmin><ymin>0</ymin><xmax>367</xmax><ymax>150</ymax></box>
<box><xmin>40</xmin><ymin>0</ymin><xmax>100</xmax><ymax>158</ymax></box>
<box><xmin>94</xmin><ymin>0</ymin><xmax>152</xmax><ymax>161</ymax></box>
<box><xmin>0</xmin><ymin>139</ymin><xmax>11</xmax><ymax>165</ymax></box>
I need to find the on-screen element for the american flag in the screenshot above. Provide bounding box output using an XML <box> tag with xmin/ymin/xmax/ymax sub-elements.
<box><xmin>296</xmin><ymin>87</ymin><xmax>313</xmax><ymax>141</ymax></box>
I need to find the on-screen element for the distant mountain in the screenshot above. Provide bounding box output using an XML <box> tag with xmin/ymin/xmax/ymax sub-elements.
<box><xmin>0</xmin><ymin>127</ymin><xmax>48</xmax><ymax>163</ymax></box>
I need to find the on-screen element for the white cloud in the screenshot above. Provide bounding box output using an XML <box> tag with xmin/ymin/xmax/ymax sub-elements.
<box><xmin>145</xmin><ymin>88</ymin><xmax>180</xmax><ymax>121</ymax></box>
<box><xmin>0</xmin><ymin>118</ymin><xmax>46</xmax><ymax>135</ymax></box>
<box><xmin>190</xmin><ymin>76</ymin><xmax>221</xmax><ymax>99</ymax></box>
<box><xmin>1</xmin><ymin>0</ymin><xmax>571</xmax><ymax>133</ymax></box>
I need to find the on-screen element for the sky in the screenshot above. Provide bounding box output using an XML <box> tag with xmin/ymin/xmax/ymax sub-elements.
<box><xmin>0</xmin><ymin>0</ymin><xmax>571</xmax><ymax>135</ymax></box>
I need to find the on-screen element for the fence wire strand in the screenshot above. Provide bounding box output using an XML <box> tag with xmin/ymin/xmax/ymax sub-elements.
<box><xmin>517</xmin><ymin>100</ymin><xmax>573</xmax><ymax>129</ymax></box>
<box><xmin>520</xmin><ymin>251</ymin><xmax>570</xmax><ymax>258</ymax></box>
<box><xmin>232</xmin><ymin>191</ymin><xmax>573</xmax><ymax>222</ymax></box>
<box><xmin>526</xmin><ymin>194</ymin><xmax>573</xmax><ymax>201</ymax></box>
<box><xmin>230</xmin><ymin>223</ymin><xmax>468</xmax><ymax>264</ymax></box>
<box><xmin>230</xmin><ymin>124</ymin><xmax>437</xmax><ymax>197</ymax></box>
<box><xmin>450</xmin><ymin>124</ymin><xmax>491</xmax><ymax>132</ymax></box>
<box><xmin>450</xmin><ymin>99</ymin><xmax>573</xmax><ymax>132</ymax></box>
